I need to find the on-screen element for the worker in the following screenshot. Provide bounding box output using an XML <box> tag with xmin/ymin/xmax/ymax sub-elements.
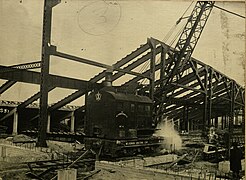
<box><xmin>229</xmin><ymin>142</ymin><xmax>243</xmax><ymax>179</ymax></box>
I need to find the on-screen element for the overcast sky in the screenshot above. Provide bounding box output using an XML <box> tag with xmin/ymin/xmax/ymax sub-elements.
<box><xmin>0</xmin><ymin>0</ymin><xmax>245</xmax><ymax>105</ymax></box>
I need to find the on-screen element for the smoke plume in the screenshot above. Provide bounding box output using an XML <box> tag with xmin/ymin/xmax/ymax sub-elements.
<box><xmin>155</xmin><ymin>118</ymin><xmax>182</xmax><ymax>151</ymax></box>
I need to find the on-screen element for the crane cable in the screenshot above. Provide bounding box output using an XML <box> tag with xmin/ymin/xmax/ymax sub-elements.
<box><xmin>153</xmin><ymin>2</ymin><xmax>193</xmax><ymax>83</ymax></box>
<box><xmin>163</xmin><ymin>1</ymin><xmax>194</xmax><ymax>43</ymax></box>
<box><xmin>139</xmin><ymin>1</ymin><xmax>194</xmax><ymax>86</ymax></box>
<box><xmin>214</xmin><ymin>5</ymin><xmax>245</xmax><ymax>19</ymax></box>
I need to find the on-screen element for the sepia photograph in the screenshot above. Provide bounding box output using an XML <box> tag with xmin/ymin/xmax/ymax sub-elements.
<box><xmin>0</xmin><ymin>0</ymin><xmax>245</xmax><ymax>179</ymax></box>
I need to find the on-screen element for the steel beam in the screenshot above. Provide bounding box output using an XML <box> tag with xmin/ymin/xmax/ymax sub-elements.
<box><xmin>49</xmin><ymin>90</ymin><xmax>86</xmax><ymax>111</ymax></box>
<box><xmin>0</xmin><ymin>61</ymin><xmax>41</xmax><ymax>73</ymax></box>
<box><xmin>90</xmin><ymin>42</ymin><xmax>150</xmax><ymax>83</ymax></box>
<box><xmin>0</xmin><ymin>80</ymin><xmax>16</xmax><ymax>94</ymax></box>
<box><xmin>50</xmin><ymin>49</ymin><xmax>155</xmax><ymax>111</ymax></box>
<box><xmin>49</xmin><ymin>43</ymin><xmax>151</xmax><ymax>111</ymax></box>
<box><xmin>18</xmin><ymin>87</ymin><xmax>55</xmax><ymax>109</ymax></box>
<box><xmin>0</xmin><ymin>108</ymin><xmax>17</xmax><ymax>122</ymax></box>
<box><xmin>112</xmin><ymin>46</ymin><xmax>162</xmax><ymax>81</ymax></box>
<box><xmin>0</xmin><ymin>65</ymin><xmax>99</xmax><ymax>90</ymax></box>
<box><xmin>53</xmin><ymin>50</ymin><xmax>150</xmax><ymax>79</ymax></box>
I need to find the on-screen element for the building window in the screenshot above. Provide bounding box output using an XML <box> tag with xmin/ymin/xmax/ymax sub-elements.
<box><xmin>138</xmin><ymin>105</ymin><xmax>144</xmax><ymax>113</ymax></box>
<box><xmin>131</xmin><ymin>104</ymin><xmax>135</xmax><ymax>112</ymax></box>
<box><xmin>145</xmin><ymin>105</ymin><xmax>151</xmax><ymax>115</ymax></box>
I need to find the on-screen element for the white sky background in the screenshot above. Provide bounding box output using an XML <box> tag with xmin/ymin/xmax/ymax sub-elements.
<box><xmin>0</xmin><ymin>0</ymin><xmax>245</xmax><ymax>106</ymax></box>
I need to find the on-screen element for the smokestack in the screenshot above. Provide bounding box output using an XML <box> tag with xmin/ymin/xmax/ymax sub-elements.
<box><xmin>103</xmin><ymin>69</ymin><xmax>113</xmax><ymax>87</ymax></box>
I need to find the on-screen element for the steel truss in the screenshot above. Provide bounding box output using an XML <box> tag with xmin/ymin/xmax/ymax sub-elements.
<box><xmin>117</xmin><ymin>38</ymin><xmax>244</xmax><ymax>135</ymax></box>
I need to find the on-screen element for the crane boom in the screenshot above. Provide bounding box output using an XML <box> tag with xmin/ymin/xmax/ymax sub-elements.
<box><xmin>164</xmin><ymin>1</ymin><xmax>214</xmax><ymax>86</ymax></box>
<box><xmin>154</xmin><ymin>1</ymin><xmax>215</xmax><ymax>122</ymax></box>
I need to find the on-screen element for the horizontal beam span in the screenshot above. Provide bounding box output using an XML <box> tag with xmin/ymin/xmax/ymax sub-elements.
<box><xmin>0</xmin><ymin>65</ymin><xmax>100</xmax><ymax>90</ymax></box>
<box><xmin>53</xmin><ymin>51</ymin><xmax>149</xmax><ymax>79</ymax></box>
<box><xmin>0</xmin><ymin>61</ymin><xmax>41</xmax><ymax>73</ymax></box>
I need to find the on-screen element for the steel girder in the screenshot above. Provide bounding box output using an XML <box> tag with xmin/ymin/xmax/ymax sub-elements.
<box><xmin>0</xmin><ymin>37</ymin><xmax>243</xmax><ymax>135</ymax></box>
<box><xmin>0</xmin><ymin>80</ymin><xmax>16</xmax><ymax>94</ymax></box>
<box><xmin>49</xmin><ymin>42</ymin><xmax>152</xmax><ymax>111</ymax></box>
<box><xmin>0</xmin><ymin>61</ymin><xmax>41</xmax><ymax>73</ymax></box>
<box><xmin>0</xmin><ymin>61</ymin><xmax>42</xmax><ymax>95</ymax></box>
<box><xmin>0</xmin><ymin>86</ymin><xmax>56</xmax><ymax>122</ymax></box>
<box><xmin>48</xmin><ymin>36</ymin><xmax>244</xmax><ymax>133</ymax></box>
<box><xmin>108</xmin><ymin>38</ymin><xmax>244</xmax><ymax>132</ymax></box>
<box><xmin>0</xmin><ymin>65</ymin><xmax>99</xmax><ymax>90</ymax></box>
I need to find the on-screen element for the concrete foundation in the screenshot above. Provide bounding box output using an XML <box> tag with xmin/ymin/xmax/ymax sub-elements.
<box><xmin>70</xmin><ymin>112</ymin><xmax>75</xmax><ymax>133</ymax></box>
<box><xmin>58</xmin><ymin>168</ymin><xmax>77</xmax><ymax>180</ymax></box>
<box><xmin>12</xmin><ymin>111</ymin><xmax>18</xmax><ymax>135</ymax></box>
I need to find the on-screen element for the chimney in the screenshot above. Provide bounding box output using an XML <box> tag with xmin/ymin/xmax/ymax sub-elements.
<box><xmin>103</xmin><ymin>69</ymin><xmax>113</xmax><ymax>87</ymax></box>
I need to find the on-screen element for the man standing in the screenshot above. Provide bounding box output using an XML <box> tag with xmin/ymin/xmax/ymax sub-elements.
<box><xmin>230</xmin><ymin>142</ymin><xmax>243</xmax><ymax>179</ymax></box>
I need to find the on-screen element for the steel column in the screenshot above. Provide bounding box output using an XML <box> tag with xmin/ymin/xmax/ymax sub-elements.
<box><xmin>160</xmin><ymin>45</ymin><xmax>167</xmax><ymax>89</ymax></box>
<box><xmin>186</xmin><ymin>106</ymin><xmax>189</xmax><ymax>132</ymax></box>
<box><xmin>37</xmin><ymin>0</ymin><xmax>60</xmax><ymax>147</ymax></box>
<box><xmin>229</xmin><ymin>81</ymin><xmax>235</xmax><ymax>134</ymax></box>
<box><xmin>207</xmin><ymin>68</ymin><xmax>213</xmax><ymax>126</ymax></box>
<box><xmin>203</xmin><ymin>66</ymin><xmax>208</xmax><ymax>134</ymax></box>
<box><xmin>227</xmin><ymin>81</ymin><xmax>235</xmax><ymax>157</ymax></box>
<box><xmin>148</xmin><ymin>38</ymin><xmax>156</xmax><ymax>100</ymax></box>
<box><xmin>242</xmin><ymin>108</ymin><xmax>245</xmax><ymax>133</ymax></box>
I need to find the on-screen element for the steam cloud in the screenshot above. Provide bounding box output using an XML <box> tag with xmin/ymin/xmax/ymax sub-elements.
<box><xmin>155</xmin><ymin>118</ymin><xmax>182</xmax><ymax>151</ymax></box>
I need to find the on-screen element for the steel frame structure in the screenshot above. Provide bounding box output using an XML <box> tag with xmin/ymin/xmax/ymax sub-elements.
<box><xmin>0</xmin><ymin>1</ymin><xmax>244</xmax><ymax>146</ymax></box>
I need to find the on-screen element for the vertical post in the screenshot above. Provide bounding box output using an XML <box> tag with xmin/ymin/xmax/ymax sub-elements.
<box><xmin>47</xmin><ymin>113</ymin><xmax>51</xmax><ymax>133</ymax></box>
<box><xmin>177</xmin><ymin>119</ymin><xmax>180</xmax><ymax>132</ymax></box>
<box><xmin>235</xmin><ymin>110</ymin><xmax>239</xmax><ymax>125</ymax></box>
<box><xmin>242</xmin><ymin>108</ymin><xmax>245</xmax><ymax>134</ymax></box>
<box><xmin>190</xmin><ymin>118</ymin><xmax>193</xmax><ymax>131</ymax></box>
<box><xmin>12</xmin><ymin>110</ymin><xmax>18</xmax><ymax>135</ymax></box>
<box><xmin>214</xmin><ymin>116</ymin><xmax>218</xmax><ymax>128</ymax></box>
<box><xmin>160</xmin><ymin>45</ymin><xmax>167</xmax><ymax>89</ymax></box>
<box><xmin>70</xmin><ymin>111</ymin><xmax>75</xmax><ymax>133</ymax></box>
<box><xmin>148</xmin><ymin>38</ymin><xmax>156</xmax><ymax>101</ymax></box>
<box><xmin>221</xmin><ymin>116</ymin><xmax>224</xmax><ymax>129</ymax></box>
<box><xmin>203</xmin><ymin>66</ymin><xmax>208</xmax><ymax>135</ymax></box>
<box><xmin>208</xmin><ymin>68</ymin><xmax>213</xmax><ymax>127</ymax></box>
<box><xmin>229</xmin><ymin>81</ymin><xmax>235</xmax><ymax>150</ymax></box>
<box><xmin>225</xmin><ymin>115</ymin><xmax>228</xmax><ymax>128</ymax></box>
<box><xmin>182</xmin><ymin>106</ymin><xmax>186</xmax><ymax>131</ymax></box>
<box><xmin>84</xmin><ymin>92</ymin><xmax>89</xmax><ymax>135</ymax></box>
<box><xmin>243</xmin><ymin>91</ymin><xmax>245</xmax><ymax>133</ymax></box>
<box><xmin>186</xmin><ymin>106</ymin><xmax>189</xmax><ymax>132</ymax></box>
<box><xmin>37</xmin><ymin>0</ymin><xmax>61</xmax><ymax>147</ymax></box>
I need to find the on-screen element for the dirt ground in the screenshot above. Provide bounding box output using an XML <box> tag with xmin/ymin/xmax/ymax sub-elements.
<box><xmin>0</xmin><ymin>135</ymin><xmax>244</xmax><ymax>180</ymax></box>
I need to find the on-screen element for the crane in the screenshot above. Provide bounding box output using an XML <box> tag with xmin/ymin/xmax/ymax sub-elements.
<box><xmin>162</xmin><ymin>1</ymin><xmax>214</xmax><ymax>88</ymax></box>
<box><xmin>154</xmin><ymin>1</ymin><xmax>215</xmax><ymax>124</ymax></box>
